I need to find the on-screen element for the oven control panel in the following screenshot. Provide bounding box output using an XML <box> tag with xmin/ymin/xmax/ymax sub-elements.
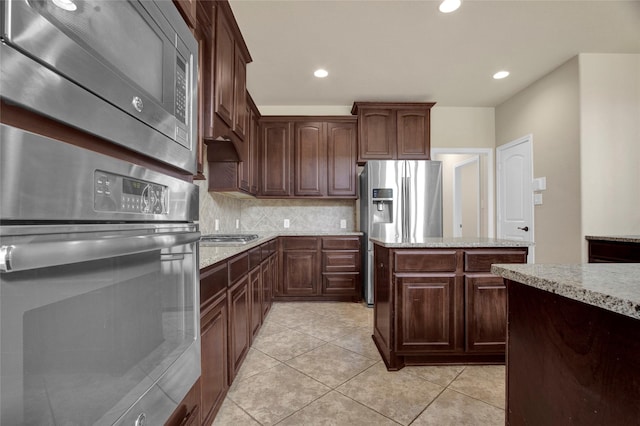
<box><xmin>94</xmin><ymin>171</ymin><xmax>169</xmax><ymax>215</ymax></box>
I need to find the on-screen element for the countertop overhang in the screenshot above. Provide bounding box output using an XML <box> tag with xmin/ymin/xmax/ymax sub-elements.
<box><xmin>491</xmin><ymin>263</ymin><xmax>640</xmax><ymax>320</ymax></box>
<box><xmin>371</xmin><ymin>236</ymin><xmax>533</xmax><ymax>248</ymax></box>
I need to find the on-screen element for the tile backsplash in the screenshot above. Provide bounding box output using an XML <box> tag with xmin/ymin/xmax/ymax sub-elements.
<box><xmin>196</xmin><ymin>147</ymin><xmax>357</xmax><ymax>234</ymax></box>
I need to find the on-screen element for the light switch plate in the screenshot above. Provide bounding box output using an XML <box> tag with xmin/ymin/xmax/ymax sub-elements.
<box><xmin>534</xmin><ymin>193</ymin><xmax>543</xmax><ymax>205</ymax></box>
<box><xmin>533</xmin><ymin>177</ymin><xmax>547</xmax><ymax>191</ymax></box>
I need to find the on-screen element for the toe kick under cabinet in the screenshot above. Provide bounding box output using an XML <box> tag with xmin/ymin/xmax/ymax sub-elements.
<box><xmin>372</xmin><ymin>244</ymin><xmax>528</xmax><ymax>370</ymax></box>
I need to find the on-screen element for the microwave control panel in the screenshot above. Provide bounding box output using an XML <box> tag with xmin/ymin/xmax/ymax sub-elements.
<box><xmin>94</xmin><ymin>171</ymin><xmax>168</xmax><ymax>215</ymax></box>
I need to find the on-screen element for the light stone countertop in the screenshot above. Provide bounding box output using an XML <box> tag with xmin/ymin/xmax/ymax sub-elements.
<box><xmin>371</xmin><ymin>236</ymin><xmax>532</xmax><ymax>248</ymax></box>
<box><xmin>199</xmin><ymin>231</ymin><xmax>363</xmax><ymax>269</ymax></box>
<box><xmin>585</xmin><ymin>235</ymin><xmax>640</xmax><ymax>244</ymax></box>
<box><xmin>491</xmin><ymin>263</ymin><xmax>640</xmax><ymax>320</ymax></box>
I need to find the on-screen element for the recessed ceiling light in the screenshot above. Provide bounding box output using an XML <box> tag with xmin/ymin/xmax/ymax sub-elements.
<box><xmin>52</xmin><ymin>0</ymin><xmax>77</xmax><ymax>11</ymax></box>
<box><xmin>439</xmin><ymin>0</ymin><xmax>462</xmax><ymax>13</ymax></box>
<box><xmin>493</xmin><ymin>71</ymin><xmax>510</xmax><ymax>80</ymax></box>
<box><xmin>314</xmin><ymin>69</ymin><xmax>328</xmax><ymax>78</ymax></box>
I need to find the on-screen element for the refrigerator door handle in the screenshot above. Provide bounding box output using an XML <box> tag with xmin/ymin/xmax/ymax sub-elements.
<box><xmin>402</xmin><ymin>176</ymin><xmax>410</xmax><ymax>241</ymax></box>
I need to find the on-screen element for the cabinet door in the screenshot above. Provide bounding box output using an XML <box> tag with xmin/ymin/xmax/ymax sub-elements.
<box><xmin>282</xmin><ymin>251</ymin><xmax>318</xmax><ymax>296</ymax></box>
<box><xmin>358</xmin><ymin>108</ymin><xmax>395</xmax><ymax>162</ymax></box>
<box><xmin>250</xmin><ymin>267</ymin><xmax>262</xmax><ymax>339</ymax></box>
<box><xmin>396</xmin><ymin>275</ymin><xmax>456</xmax><ymax>352</ymax></box>
<box><xmin>327</xmin><ymin>121</ymin><xmax>357</xmax><ymax>197</ymax></box>
<box><xmin>465</xmin><ymin>275</ymin><xmax>507</xmax><ymax>353</ymax></box>
<box><xmin>227</xmin><ymin>275</ymin><xmax>250</xmax><ymax>383</ymax></box>
<box><xmin>214</xmin><ymin>10</ymin><xmax>234</xmax><ymax>127</ymax></box>
<box><xmin>373</xmin><ymin>246</ymin><xmax>393</xmax><ymax>350</ymax></box>
<box><xmin>396</xmin><ymin>109</ymin><xmax>430</xmax><ymax>160</ymax></box>
<box><xmin>232</xmin><ymin>44</ymin><xmax>247</xmax><ymax>140</ymax></box>
<box><xmin>260</xmin><ymin>122</ymin><xmax>291</xmax><ymax>196</ymax></box>
<box><xmin>261</xmin><ymin>257</ymin><xmax>273</xmax><ymax>318</ymax></box>
<box><xmin>294</xmin><ymin>122</ymin><xmax>326</xmax><ymax>196</ymax></box>
<box><xmin>200</xmin><ymin>295</ymin><xmax>227</xmax><ymax>426</ymax></box>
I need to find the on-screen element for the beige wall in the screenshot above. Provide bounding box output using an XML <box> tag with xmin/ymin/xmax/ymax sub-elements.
<box><xmin>431</xmin><ymin>107</ymin><xmax>495</xmax><ymax>149</ymax></box>
<box><xmin>496</xmin><ymin>57</ymin><xmax>582</xmax><ymax>263</ymax></box>
<box><xmin>579</xmin><ymin>53</ymin><xmax>640</xmax><ymax>259</ymax></box>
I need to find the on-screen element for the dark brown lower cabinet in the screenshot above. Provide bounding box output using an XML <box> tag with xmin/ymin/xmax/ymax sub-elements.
<box><xmin>587</xmin><ymin>237</ymin><xmax>640</xmax><ymax>262</ymax></box>
<box><xmin>250</xmin><ymin>266</ymin><xmax>262</xmax><ymax>339</ymax></box>
<box><xmin>277</xmin><ymin>236</ymin><xmax>361</xmax><ymax>301</ymax></box>
<box><xmin>227</xmin><ymin>274</ymin><xmax>250</xmax><ymax>383</ymax></box>
<box><xmin>200</xmin><ymin>295</ymin><xmax>227</xmax><ymax>426</ymax></box>
<box><xmin>372</xmin><ymin>244</ymin><xmax>527</xmax><ymax>370</ymax></box>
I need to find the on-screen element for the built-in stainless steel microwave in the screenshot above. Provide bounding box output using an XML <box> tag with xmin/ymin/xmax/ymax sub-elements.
<box><xmin>0</xmin><ymin>0</ymin><xmax>198</xmax><ymax>174</ymax></box>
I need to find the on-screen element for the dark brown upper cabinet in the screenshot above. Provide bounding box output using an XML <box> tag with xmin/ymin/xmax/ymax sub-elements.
<box><xmin>259</xmin><ymin>117</ymin><xmax>357</xmax><ymax>199</ymax></box>
<box><xmin>212</xmin><ymin>1</ymin><xmax>251</xmax><ymax>143</ymax></box>
<box><xmin>173</xmin><ymin>0</ymin><xmax>197</xmax><ymax>29</ymax></box>
<box><xmin>352</xmin><ymin>102</ymin><xmax>435</xmax><ymax>164</ymax></box>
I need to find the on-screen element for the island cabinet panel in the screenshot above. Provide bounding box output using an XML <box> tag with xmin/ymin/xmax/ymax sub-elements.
<box><xmin>372</xmin><ymin>244</ymin><xmax>527</xmax><ymax>370</ymax></box>
<box><xmin>506</xmin><ymin>280</ymin><xmax>640</xmax><ymax>426</ymax></box>
<box><xmin>465</xmin><ymin>275</ymin><xmax>507</xmax><ymax>352</ymax></box>
<box><xmin>396</xmin><ymin>275</ymin><xmax>457</xmax><ymax>352</ymax></box>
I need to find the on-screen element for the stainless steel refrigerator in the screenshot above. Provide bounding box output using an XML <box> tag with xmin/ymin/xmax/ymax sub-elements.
<box><xmin>360</xmin><ymin>160</ymin><xmax>443</xmax><ymax>306</ymax></box>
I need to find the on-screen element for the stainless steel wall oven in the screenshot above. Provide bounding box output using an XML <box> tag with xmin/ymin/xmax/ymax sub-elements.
<box><xmin>0</xmin><ymin>124</ymin><xmax>201</xmax><ymax>425</ymax></box>
<box><xmin>0</xmin><ymin>0</ymin><xmax>198</xmax><ymax>174</ymax></box>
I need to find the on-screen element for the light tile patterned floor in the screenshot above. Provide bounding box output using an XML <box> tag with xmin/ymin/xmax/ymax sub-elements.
<box><xmin>212</xmin><ymin>302</ymin><xmax>505</xmax><ymax>426</ymax></box>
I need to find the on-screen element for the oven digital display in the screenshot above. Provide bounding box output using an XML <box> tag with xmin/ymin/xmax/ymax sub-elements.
<box><xmin>123</xmin><ymin>178</ymin><xmax>145</xmax><ymax>196</ymax></box>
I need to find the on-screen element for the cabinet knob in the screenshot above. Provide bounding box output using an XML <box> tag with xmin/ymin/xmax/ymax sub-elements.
<box><xmin>379</xmin><ymin>263</ymin><xmax>384</xmax><ymax>268</ymax></box>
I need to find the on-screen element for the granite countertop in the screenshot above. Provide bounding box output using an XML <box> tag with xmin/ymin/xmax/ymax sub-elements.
<box><xmin>491</xmin><ymin>263</ymin><xmax>640</xmax><ymax>320</ymax></box>
<box><xmin>199</xmin><ymin>231</ymin><xmax>363</xmax><ymax>269</ymax></box>
<box><xmin>371</xmin><ymin>236</ymin><xmax>532</xmax><ymax>248</ymax></box>
<box><xmin>585</xmin><ymin>235</ymin><xmax>640</xmax><ymax>244</ymax></box>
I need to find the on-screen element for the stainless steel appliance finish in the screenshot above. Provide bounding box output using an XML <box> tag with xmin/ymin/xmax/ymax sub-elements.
<box><xmin>0</xmin><ymin>125</ymin><xmax>201</xmax><ymax>425</ymax></box>
<box><xmin>360</xmin><ymin>160</ymin><xmax>443</xmax><ymax>306</ymax></box>
<box><xmin>0</xmin><ymin>0</ymin><xmax>198</xmax><ymax>174</ymax></box>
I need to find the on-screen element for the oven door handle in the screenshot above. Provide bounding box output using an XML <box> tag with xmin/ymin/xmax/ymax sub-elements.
<box><xmin>0</xmin><ymin>231</ymin><xmax>201</xmax><ymax>273</ymax></box>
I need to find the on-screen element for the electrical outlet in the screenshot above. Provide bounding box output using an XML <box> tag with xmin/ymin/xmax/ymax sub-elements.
<box><xmin>340</xmin><ymin>219</ymin><xmax>347</xmax><ymax>229</ymax></box>
<box><xmin>214</xmin><ymin>219</ymin><xmax>219</xmax><ymax>231</ymax></box>
<box><xmin>283</xmin><ymin>219</ymin><xmax>290</xmax><ymax>228</ymax></box>
<box><xmin>235</xmin><ymin>219</ymin><xmax>240</xmax><ymax>229</ymax></box>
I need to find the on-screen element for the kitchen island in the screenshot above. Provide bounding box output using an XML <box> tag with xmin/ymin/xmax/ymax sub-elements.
<box><xmin>371</xmin><ymin>237</ymin><xmax>530</xmax><ymax>370</ymax></box>
<box><xmin>491</xmin><ymin>263</ymin><xmax>640</xmax><ymax>425</ymax></box>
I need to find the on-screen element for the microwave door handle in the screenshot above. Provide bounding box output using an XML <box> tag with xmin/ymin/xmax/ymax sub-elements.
<box><xmin>0</xmin><ymin>231</ymin><xmax>201</xmax><ymax>273</ymax></box>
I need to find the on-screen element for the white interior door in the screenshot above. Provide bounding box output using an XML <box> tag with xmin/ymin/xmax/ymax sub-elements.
<box><xmin>497</xmin><ymin>135</ymin><xmax>534</xmax><ymax>262</ymax></box>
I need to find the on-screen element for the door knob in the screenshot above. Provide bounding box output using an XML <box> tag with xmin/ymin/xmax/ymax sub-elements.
<box><xmin>517</xmin><ymin>226</ymin><xmax>529</xmax><ymax>232</ymax></box>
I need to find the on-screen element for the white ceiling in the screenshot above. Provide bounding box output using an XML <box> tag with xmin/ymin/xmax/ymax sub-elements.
<box><xmin>229</xmin><ymin>0</ymin><xmax>640</xmax><ymax>108</ymax></box>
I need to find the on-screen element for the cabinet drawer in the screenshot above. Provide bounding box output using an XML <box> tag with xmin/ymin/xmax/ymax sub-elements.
<box><xmin>464</xmin><ymin>249</ymin><xmax>527</xmax><ymax>272</ymax></box>
<box><xmin>281</xmin><ymin>237</ymin><xmax>318</xmax><ymax>251</ymax></box>
<box><xmin>249</xmin><ymin>247</ymin><xmax>262</xmax><ymax>269</ymax></box>
<box><xmin>323</xmin><ymin>252</ymin><xmax>359</xmax><ymax>272</ymax></box>
<box><xmin>228</xmin><ymin>252</ymin><xmax>249</xmax><ymax>284</ymax></box>
<box><xmin>394</xmin><ymin>250</ymin><xmax>457</xmax><ymax>272</ymax></box>
<box><xmin>200</xmin><ymin>262</ymin><xmax>228</xmax><ymax>309</ymax></box>
<box><xmin>322</xmin><ymin>273</ymin><xmax>359</xmax><ymax>295</ymax></box>
<box><xmin>322</xmin><ymin>237</ymin><xmax>360</xmax><ymax>250</ymax></box>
